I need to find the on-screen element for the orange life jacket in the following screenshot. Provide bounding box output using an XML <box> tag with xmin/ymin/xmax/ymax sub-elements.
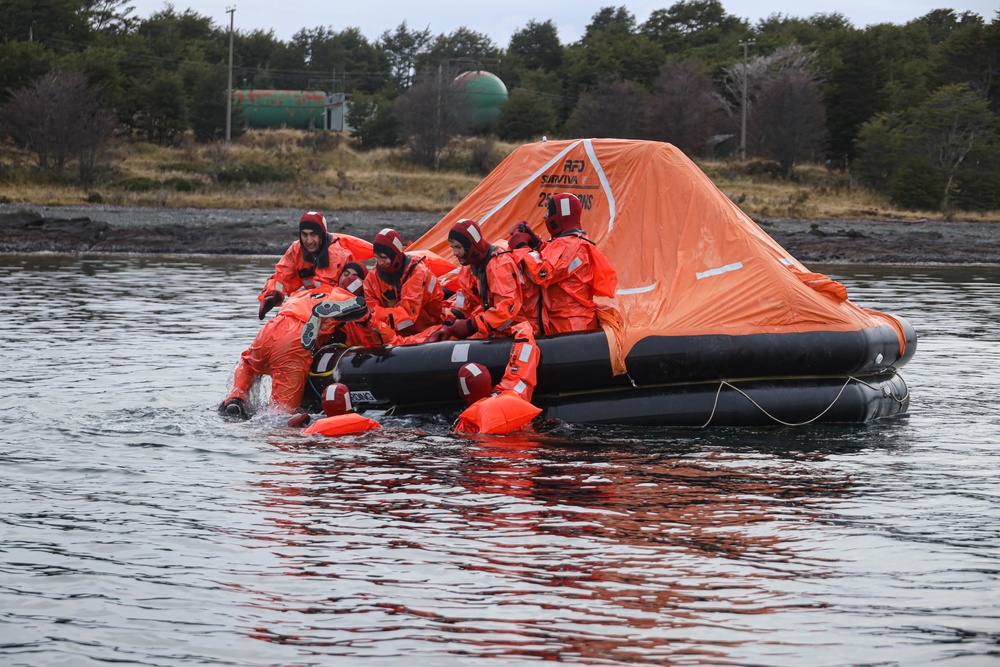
<box><xmin>304</xmin><ymin>413</ymin><xmax>381</xmax><ymax>436</ymax></box>
<box><xmin>454</xmin><ymin>391</ymin><xmax>542</xmax><ymax>435</ymax></box>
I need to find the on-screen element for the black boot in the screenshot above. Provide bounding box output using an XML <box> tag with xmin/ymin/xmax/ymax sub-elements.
<box><xmin>221</xmin><ymin>397</ymin><xmax>247</xmax><ymax>420</ymax></box>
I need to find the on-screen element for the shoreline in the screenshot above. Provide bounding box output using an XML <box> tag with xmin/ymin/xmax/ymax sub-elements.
<box><xmin>1</xmin><ymin>203</ymin><xmax>998</xmax><ymax>265</ymax></box>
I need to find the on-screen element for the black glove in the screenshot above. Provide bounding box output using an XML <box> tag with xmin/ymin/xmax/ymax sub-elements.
<box><xmin>258</xmin><ymin>290</ymin><xmax>283</xmax><ymax>320</ymax></box>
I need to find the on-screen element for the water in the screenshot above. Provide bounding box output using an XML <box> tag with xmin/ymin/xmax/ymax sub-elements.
<box><xmin>1</xmin><ymin>255</ymin><xmax>998</xmax><ymax>666</ymax></box>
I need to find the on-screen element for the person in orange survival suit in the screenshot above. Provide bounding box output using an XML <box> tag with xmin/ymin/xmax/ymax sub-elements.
<box><xmin>222</xmin><ymin>283</ymin><xmax>358</xmax><ymax>420</ymax></box>
<box><xmin>363</xmin><ymin>228</ymin><xmax>444</xmax><ymax>337</ymax></box>
<box><xmin>428</xmin><ymin>218</ymin><xmax>538</xmax><ymax>342</ymax></box>
<box><xmin>257</xmin><ymin>211</ymin><xmax>362</xmax><ymax>320</ymax></box>
<box><xmin>454</xmin><ymin>321</ymin><xmax>542</xmax><ymax>435</ymax></box>
<box><xmin>508</xmin><ymin>193</ymin><xmax>617</xmax><ymax>334</ymax></box>
<box><xmin>288</xmin><ymin>383</ymin><xmax>381</xmax><ymax>435</ymax></box>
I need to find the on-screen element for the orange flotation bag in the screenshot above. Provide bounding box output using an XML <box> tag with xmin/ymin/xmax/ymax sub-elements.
<box><xmin>333</xmin><ymin>234</ymin><xmax>374</xmax><ymax>261</ymax></box>
<box><xmin>304</xmin><ymin>413</ymin><xmax>381</xmax><ymax>436</ymax></box>
<box><xmin>455</xmin><ymin>391</ymin><xmax>542</xmax><ymax>435</ymax></box>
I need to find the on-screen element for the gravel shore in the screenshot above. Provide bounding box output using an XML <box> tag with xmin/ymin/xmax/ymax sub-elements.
<box><xmin>1</xmin><ymin>203</ymin><xmax>997</xmax><ymax>265</ymax></box>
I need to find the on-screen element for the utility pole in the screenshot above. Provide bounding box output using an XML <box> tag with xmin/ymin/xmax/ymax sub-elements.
<box><xmin>739</xmin><ymin>39</ymin><xmax>754</xmax><ymax>162</ymax></box>
<box><xmin>226</xmin><ymin>6</ymin><xmax>236</xmax><ymax>143</ymax></box>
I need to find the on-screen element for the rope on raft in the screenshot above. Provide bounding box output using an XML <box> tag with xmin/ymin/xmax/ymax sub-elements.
<box><xmin>698</xmin><ymin>375</ymin><xmax>910</xmax><ymax>428</ymax></box>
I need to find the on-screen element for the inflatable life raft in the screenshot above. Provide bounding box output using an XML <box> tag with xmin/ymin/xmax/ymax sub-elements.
<box><xmin>305</xmin><ymin>138</ymin><xmax>916</xmax><ymax>427</ymax></box>
<box><xmin>308</xmin><ymin>319</ymin><xmax>913</xmax><ymax>427</ymax></box>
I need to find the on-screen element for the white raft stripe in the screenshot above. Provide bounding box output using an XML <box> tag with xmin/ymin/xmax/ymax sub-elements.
<box><xmin>583</xmin><ymin>139</ymin><xmax>616</xmax><ymax>233</ymax></box>
<box><xmin>480</xmin><ymin>141</ymin><xmax>584</xmax><ymax>223</ymax></box>
<box><xmin>696</xmin><ymin>262</ymin><xmax>744</xmax><ymax>280</ymax></box>
<box><xmin>617</xmin><ymin>282</ymin><xmax>658</xmax><ymax>295</ymax></box>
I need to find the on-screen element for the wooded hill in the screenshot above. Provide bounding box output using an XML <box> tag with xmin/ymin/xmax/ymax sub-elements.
<box><xmin>1</xmin><ymin>1</ymin><xmax>998</xmax><ymax>213</ymax></box>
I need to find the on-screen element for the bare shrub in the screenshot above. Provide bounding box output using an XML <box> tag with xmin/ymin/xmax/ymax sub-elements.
<box><xmin>2</xmin><ymin>71</ymin><xmax>116</xmax><ymax>185</ymax></box>
<box><xmin>645</xmin><ymin>61</ymin><xmax>726</xmax><ymax>155</ymax></box>
<box><xmin>565</xmin><ymin>78</ymin><xmax>647</xmax><ymax>139</ymax></box>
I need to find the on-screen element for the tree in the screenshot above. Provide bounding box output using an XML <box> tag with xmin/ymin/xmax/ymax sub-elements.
<box><xmin>418</xmin><ymin>27</ymin><xmax>502</xmax><ymax>73</ymax></box>
<box><xmin>130</xmin><ymin>70</ymin><xmax>188</xmax><ymax>144</ymax></box>
<box><xmin>0</xmin><ymin>41</ymin><xmax>55</xmax><ymax>104</ymax></box>
<box><xmin>186</xmin><ymin>63</ymin><xmax>243</xmax><ymax>143</ymax></box>
<box><xmin>565</xmin><ymin>77</ymin><xmax>647</xmax><ymax>138</ymax></box>
<box><xmin>0</xmin><ymin>0</ymin><xmax>91</xmax><ymax>43</ymax></box>
<box><xmin>507</xmin><ymin>20</ymin><xmax>562</xmax><ymax>72</ymax></box>
<box><xmin>749</xmin><ymin>68</ymin><xmax>826</xmax><ymax>177</ymax></box>
<box><xmin>642</xmin><ymin>0</ymin><xmax>747</xmax><ymax>53</ymax></box>
<box><xmin>644</xmin><ymin>60</ymin><xmax>726</xmax><ymax>154</ymax></box>
<box><xmin>909</xmin><ymin>83</ymin><xmax>998</xmax><ymax>210</ymax></box>
<box><xmin>562</xmin><ymin>7</ymin><xmax>664</xmax><ymax>94</ymax></box>
<box><xmin>856</xmin><ymin>83</ymin><xmax>1000</xmax><ymax>211</ymax></box>
<box><xmin>83</xmin><ymin>0</ymin><xmax>135</xmax><ymax>36</ymax></box>
<box><xmin>393</xmin><ymin>69</ymin><xmax>473</xmax><ymax>168</ymax></box>
<box><xmin>931</xmin><ymin>16</ymin><xmax>1000</xmax><ymax>112</ymax></box>
<box><xmin>378</xmin><ymin>21</ymin><xmax>432</xmax><ymax>92</ymax></box>
<box><xmin>2</xmin><ymin>70</ymin><xmax>114</xmax><ymax>183</ymax></box>
<box><xmin>494</xmin><ymin>88</ymin><xmax>558</xmax><ymax>141</ymax></box>
<box><xmin>289</xmin><ymin>26</ymin><xmax>391</xmax><ymax>94</ymax></box>
<box><xmin>347</xmin><ymin>91</ymin><xmax>399</xmax><ymax>150</ymax></box>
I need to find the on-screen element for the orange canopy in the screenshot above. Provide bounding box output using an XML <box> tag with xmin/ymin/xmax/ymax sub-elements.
<box><xmin>415</xmin><ymin>139</ymin><xmax>905</xmax><ymax>356</ymax></box>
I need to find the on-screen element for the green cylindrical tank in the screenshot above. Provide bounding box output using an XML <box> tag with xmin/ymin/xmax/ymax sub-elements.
<box><xmin>231</xmin><ymin>90</ymin><xmax>326</xmax><ymax>129</ymax></box>
<box><xmin>452</xmin><ymin>71</ymin><xmax>508</xmax><ymax>131</ymax></box>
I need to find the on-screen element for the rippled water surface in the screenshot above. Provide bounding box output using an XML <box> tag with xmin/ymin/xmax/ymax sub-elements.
<box><xmin>1</xmin><ymin>256</ymin><xmax>998</xmax><ymax>666</ymax></box>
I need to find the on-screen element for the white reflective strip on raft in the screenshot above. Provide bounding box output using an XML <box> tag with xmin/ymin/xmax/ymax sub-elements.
<box><xmin>316</xmin><ymin>352</ymin><xmax>337</xmax><ymax>373</ymax></box>
<box><xmin>568</xmin><ymin>257</ymin><xmax>583</xmax><ymax>274</ymax></box>
<box><xmin>451</xmin><ymin>343</ymin><xmax>470</xmax><ymax>363</ymax></box>
<box><xmin>696</xmin><ymin>262</ymin><xmax>744</xmax><ymax>280</ymax></box>
<box><xmin>396</xmin><ymin>318</ymin><xmax>414</xmax><ymax>330</ymax></box>
<box><xmin>428</xmin><ymin>275</ymin><xmax>437</xmax><ymax>292</ymax></box>
<box><xmin>617</xmin><ymin>282</ymin><xmax>657</xmax><ymax>295</ymax></box>
<box><xmin>480</xmin><ymin>141</ymin><xmax>584</xmax><ymax>223</ymax></box>
<box><xmin>583</xmin><ymin>139</ymin><xmax>617</xmax><ymax>232</ymax></box>
<box><xmin>513</xmin><ymin>380</ymin><xmax>527</xmax><ymax>395</ymax></box>
<box><xmin>779</xmin><ymin>257</ymin><xmax>794</xmax><ymax>265</ymax></box>
<box><xmin>518</xmin><ymin>343</ymin><xmax>534</xmax><ymax>363</ymax></box>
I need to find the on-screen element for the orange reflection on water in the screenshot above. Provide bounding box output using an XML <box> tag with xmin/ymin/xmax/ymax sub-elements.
<box><xmin>237</xmin><ymin>430</ymin><xmax>851</xmax><ymax>663</ymax></box>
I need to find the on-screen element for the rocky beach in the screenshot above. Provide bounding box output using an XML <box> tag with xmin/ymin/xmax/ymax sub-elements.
<box><xmin>1</xmin><ymin>203</ymin><xmax>997</xmax><ymax>265</ymax></box>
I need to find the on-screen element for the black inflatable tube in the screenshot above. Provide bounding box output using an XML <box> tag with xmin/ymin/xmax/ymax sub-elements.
<box><xmin>534</xmin><ymin>372</ymin><xmax>910</xmax><ymax>426</ymax></box>
<box><xmin>316</xmin><ymin>316</ymin><xmax>916</xmax><ymax>410</ymax></box>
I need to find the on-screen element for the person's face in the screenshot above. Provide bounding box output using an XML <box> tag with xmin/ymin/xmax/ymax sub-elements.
<box><xmin>300</xmin><ymin>229</ymin><xmax>322</xmax><ymax>253</ymax></box>
<box><xmin>341</xmin><ymin>267</ymin><xmax>360</xmax><ymax>280</ymax></box>
<box><xmin>449</xmin><ymin>239</ymin><xmax>469</xmax><ymax>266</ymax></box>
<box><xmin>374</xmin><ymin>252</ymin><xmax>394</xmax><ymax>271</ymax></box>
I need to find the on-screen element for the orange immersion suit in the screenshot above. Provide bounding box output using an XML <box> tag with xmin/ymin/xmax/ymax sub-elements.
<box><xmin>228</xmin><ymin>287</ymin><xmax>344</xmax><ymax>412</ymax></box>
<box><xmin>455</xmin><ymin>321</ymin><xmax>542</xmax><ymax>435</ymax></box>
<box><xmin>520</xmin><ymin>232</ymin><xmax>617</xmax><ymax>335</ymax></box>
<box><xmin>258</xmin><ymin>237</ymin><xmax>355</xmax><ymax>305</ymax></box>
<box><xmin>363</xmin><ymin>255</ymin><xmax>444</xmax><ymax>336</ymax></box>
<box><xmin>446</xmin><ymin>248</ymin><xmax>539</xmax><ymax>338</ymax></box>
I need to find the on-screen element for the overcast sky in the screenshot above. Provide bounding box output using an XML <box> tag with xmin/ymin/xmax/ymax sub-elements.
<box><xmin>128</xmin><ymin>0</ymin><xmax>997</xmax><ymax>45</ymax></box>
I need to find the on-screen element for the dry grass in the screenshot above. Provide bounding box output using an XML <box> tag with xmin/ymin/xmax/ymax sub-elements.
<box><xmin>1</xmin><ymin>129</ymin><xmax>998</xmax><ymax>222</ymax></box>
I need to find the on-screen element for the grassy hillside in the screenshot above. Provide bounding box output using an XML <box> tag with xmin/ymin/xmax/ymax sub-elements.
<box><xmin>2</xmin><ymin>129</ymin><xmax>997</xmax><ymax>222</ymax></box>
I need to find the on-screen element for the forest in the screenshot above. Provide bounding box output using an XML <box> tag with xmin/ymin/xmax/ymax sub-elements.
<box><xmin>1</xmin><ymin>0</ymin><xmax>998</xmax><ymax>212</ymax></box>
